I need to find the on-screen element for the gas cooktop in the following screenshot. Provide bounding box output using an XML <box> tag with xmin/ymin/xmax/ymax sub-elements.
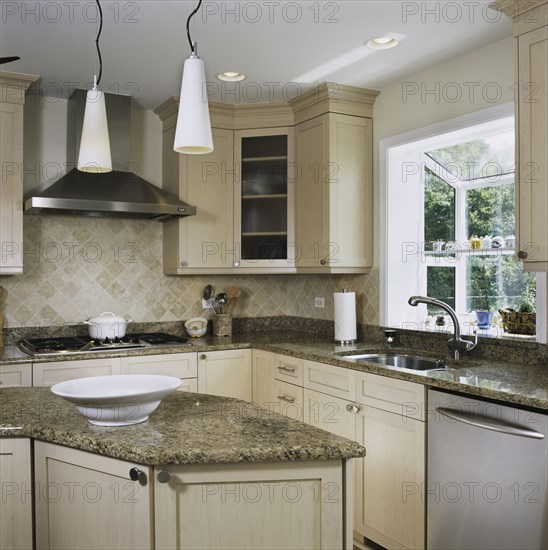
<box><xmin>17</xmin><ymin>332</ymin><xmax>191</xmax><ymax>356</ymax></box>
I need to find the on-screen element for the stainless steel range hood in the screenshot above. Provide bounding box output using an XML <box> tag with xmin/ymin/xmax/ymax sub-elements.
<box><xmin>24</xmin><ymin>90</ymin><xmax>196</xmax><ymax>221</ymax></box>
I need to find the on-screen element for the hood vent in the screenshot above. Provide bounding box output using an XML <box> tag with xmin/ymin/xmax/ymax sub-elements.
<box><xmin>24</xmin><ymin>90</ymin><xmax>196</xmax><ymax>221</ymax></box>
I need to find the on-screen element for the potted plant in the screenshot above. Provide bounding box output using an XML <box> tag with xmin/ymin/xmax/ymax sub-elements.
<box><xmin>473</xmin><ymin>279</ymin><xmax>499</xmax><ymax>330</ymax></box>
<box><xmin>499</xmin><ymin>279</ymin><xmax>536</xmax><ymax>335</ymax></box>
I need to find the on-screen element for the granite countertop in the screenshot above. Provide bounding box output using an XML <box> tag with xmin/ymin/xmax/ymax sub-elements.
<box><xmin>1</xmin><ymin>331</ymin><xmax>546</xmax><ymax>410</ymax></box>
<box><xmin>0</xmin><ymin>387</ymin><xmax>365</xmax><ymax>465</ymax></box>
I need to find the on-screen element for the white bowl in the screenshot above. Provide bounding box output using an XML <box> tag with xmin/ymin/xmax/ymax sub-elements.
<box><xmin>51</xmin><ymin>375</ymin><xmax>181</xmax><ymax>426</ymax></box>
<box><xmin>185</xmin><ymin>317</ymin><xmax>208</xmax><ymax>338</ymax></box>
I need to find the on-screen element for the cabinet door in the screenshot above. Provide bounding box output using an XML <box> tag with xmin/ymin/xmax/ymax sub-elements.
<box><xmin>0</xmin><ymin>362</ymin><xmax>31</xmax><ymax>387</ymax></box>
<box><xmin>517</xmin><ymin>25</ymin><xmax>548</xmax><ymax>270</ymax></box>
<box><xmin>0</xmin><ymin>101</ymin><xmax>24</xmax><ymax>274</ymax></box>
<box><xmin>34</xmin><ymin>441</ymin><xmax>153</xmax><ymax>550</ymax></box>
<box><xmin>33</xmin><ymin>357</ymin><xmax>121</xmax><ymax>386</ymax></box>
<box><xmin>197</xmin><ymin>349</ymin><xmax>252</xmax><ymax>401</ymax></box>
<box><xmin>233</xmin><ymin>127</ymin><xmax>296</xmax><ymax>272</ymax></box>
<box><xmin>154</xmin><ymin>460</ymin><xmax>345</xmax><ymax>550</ymax></box>
<box><xmin>0</xmin><ymin>438</ymin><xmax>33</xmax><ymax>550</ymax></box>
<box><xmin>303</xmin><ymin>388</ymin><xmax>357</xmax><ymax>441</ymax></box>
<box><xmin>252</xmin><ymin>349</ymin><xmax>276</xmax><ymax>408</ymax></box>
<box><xmin>166</xmin><ymin>127</ymin><xmax>235</xmax><ymax>273</ymax></box>
<box><xmin>355</xmin><ymin>405</ymin><xmax>425</xmax><ymax>550</ymax></box>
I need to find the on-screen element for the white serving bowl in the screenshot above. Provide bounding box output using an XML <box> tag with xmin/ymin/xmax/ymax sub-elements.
<box><xmin>185</xmin><ymin>317</ymin><xmax>208</xmax><ymax>338</ymax></box>
<box><xmin>51</xmin><ymin>375</ymin><xmax>181</xmax><ymax>426</ymax></box>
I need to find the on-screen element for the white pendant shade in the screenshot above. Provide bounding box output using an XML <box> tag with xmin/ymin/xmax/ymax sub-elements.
<box><xmin>174</xmin><ymin>55</ymin><xmax>214</xmax><ymax>155</ymax></box>
<box><xmin>77</xmin><ymin>86</ymin><xmax>112</xmax><ymax>173</ymax></box>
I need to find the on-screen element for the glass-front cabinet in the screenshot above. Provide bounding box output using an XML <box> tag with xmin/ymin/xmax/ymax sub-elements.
<box><xmin>234</xmin><ymin>128</ymin><xmax>295</xmax><ymax>271</ymax></box>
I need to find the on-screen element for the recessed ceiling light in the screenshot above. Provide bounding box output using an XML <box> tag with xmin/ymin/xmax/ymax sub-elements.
<box><xmin>365</xmin><ymin>37</ymin><xmax>399</xmax><ymax>50</ymax></box>
<box><xmin>217</xmin><ymin>72</ymin><xmax>246</xmax><ymax>82</ymax></box>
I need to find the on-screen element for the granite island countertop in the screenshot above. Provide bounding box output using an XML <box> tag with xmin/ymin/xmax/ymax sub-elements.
<box><xmin>1</xmin><ymin>331</ymin><xmax>546</xmax><ymax>410</ymax></box>
<box><xmin>0</xmin><ymin>387</ymin><xmax>365</xmax><ymax>466</ymax></box>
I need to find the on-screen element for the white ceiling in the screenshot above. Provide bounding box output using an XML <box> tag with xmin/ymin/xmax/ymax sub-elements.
<box><xmin>1</xmin><ymin>1</ymin><xmax>512</xmax><ymax>109</ymax></box>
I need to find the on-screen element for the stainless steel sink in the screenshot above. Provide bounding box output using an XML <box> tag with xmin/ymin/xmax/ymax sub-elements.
<box><xmin>341</xmin><ymin>353</ymin><xmax>446</xmax><ymax>371</ymax></box>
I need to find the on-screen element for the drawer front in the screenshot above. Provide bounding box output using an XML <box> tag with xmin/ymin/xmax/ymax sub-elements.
<box><xmin>33</xmin><ymin>358</ymin><xmax>121</xmax><ymax>387</ymax></box>
<box><xmin>120</xmin><ymin>353</ymin><xmax>198</xmax><ymax>378</ymax></box>
<box><xmin>355</xmin><ymin>371</ymin><xmax>425</xmax><ymax>421</ymax></box>
<box><xmin>303</xmin><ymin>360</ymin><xmax>355</xmax><ymax>400</ymax></box>
<box><xmin>272</xmin><ymin>379</ymin><xmax>304</xmax><ymax>421</ymax></box>
<box><xmin>274</xmin><ymin>354</ymin><xmax>303</xmax><ymax>385</ymax></box>
<box><xmin>0</xmin><ymin>363</ymin><xmax>31</xmax><ymax>387</ymax></box>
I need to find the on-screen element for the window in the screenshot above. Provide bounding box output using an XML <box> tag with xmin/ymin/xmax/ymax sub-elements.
<box><xmin>383</xmin><ymin>108</ymin><xmax>543</xmax><ymax>341</ymax></box>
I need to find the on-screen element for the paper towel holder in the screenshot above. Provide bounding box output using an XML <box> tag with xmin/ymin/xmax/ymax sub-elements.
<box><xmin>334</xmin><ymin>288</ymin><xmax>357</xmax><ymax>346</ymax></box>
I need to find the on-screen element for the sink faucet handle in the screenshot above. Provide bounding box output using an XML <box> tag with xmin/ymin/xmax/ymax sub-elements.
<box><xmin>464</xmin><ymin>330</ymin><xmax>478</xmax><ymax>351</ymax></box>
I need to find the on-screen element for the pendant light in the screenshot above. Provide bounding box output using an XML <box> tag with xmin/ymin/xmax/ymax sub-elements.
<box><xmin>77</xmin><ymin>0</ymin><xmax>112</xmax><ymax>173</ymax></box>
<box><xmin>173</xmin><ymin>0</ymin><xmax>213</xmax><ymax>155</ymax></box>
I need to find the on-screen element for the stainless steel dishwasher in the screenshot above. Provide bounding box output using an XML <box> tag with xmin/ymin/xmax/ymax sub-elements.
<box><xmin>428</xmin><ymin>389</ymin><xmax>547</xmax><ymax>550</ymax></box>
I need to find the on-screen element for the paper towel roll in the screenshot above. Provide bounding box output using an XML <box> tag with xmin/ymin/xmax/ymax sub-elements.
<box><xmin>334</xmin><ymin>289</ymin><xmax>357</xmax><ymax>343</ymax></box>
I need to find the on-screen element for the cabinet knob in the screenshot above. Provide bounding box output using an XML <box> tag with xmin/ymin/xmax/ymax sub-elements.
<box><xmin>346</xmin><ymin>404</ymin><xmax>360</xmax><ymax>413</ymax></box>
<box><xmin>129</xmin><ymin>467</ymin><xmax>147</xmax><ymax>485</ymax></box>
<box><xmin>156</xmin><ymin>470</ymin><xmax>171</xmax><ymax>484</ymax></box>
<box><xmin>233</xmin><ymin>261</ymin><xmax>240</xmax><ymax>267</ymax></box>
<box><xmin>180</xmin><ymin>261</ymin><xmax>188</xmax><ymax>267</ymax></box>
<box><xmin>320</xmin><ymin>259</ymin><xmax>327</xmax><ymax>265</ymax></box>
<box><xmin>517</xmin><ymin>250</ymin><xmax>528</xmax><ymax>260</ymax></box>
<box><xmin>200</xmin><ymin>354</ymin><xmax>207</xmax><ymax>360</ymax></box>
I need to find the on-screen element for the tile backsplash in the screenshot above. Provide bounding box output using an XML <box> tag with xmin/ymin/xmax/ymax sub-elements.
<box><xmin>0</xmin><ymin>216</ymin><xmax>380</xmax><ymax>328</ymax></box>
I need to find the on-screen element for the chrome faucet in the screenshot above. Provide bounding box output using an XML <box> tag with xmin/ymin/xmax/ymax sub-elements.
<box><xmin>408</xmin><ymin>296</ymin><xmax>477</xmax><ymax>360</ymax></box>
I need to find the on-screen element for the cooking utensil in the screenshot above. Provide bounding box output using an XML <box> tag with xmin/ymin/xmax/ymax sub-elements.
<box><xmin>202</xmin><ymin>284</ymin><xmax>214</xmax><ymax>309</ymax></box>
<box><xmin>224</xmin><ymin>286</ymin><xmax>241</xmax><ymax>314</ymax></box>
<box><xmin>213</xmin><ymin>293</ymin><xmax>228</xmax><ymax>314</ymax></box>
<box><xmin>84</xmin><ymin>312</ymin><xmax>133</xmax><ymax>340</ymax></box>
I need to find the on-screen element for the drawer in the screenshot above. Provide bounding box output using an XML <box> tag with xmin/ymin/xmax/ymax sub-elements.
<box><xmin>120</xmin><ymin>353</ymin><xmax>198</xmax><ymax>378</ymax></box>
<box><xmin>0</xmin><ymin>363</ymin><xmax>32</xmax><ymax>387</ymax></box>
<box><xmin>355</xmin><ymin>371</ymin><xmax>425</xmax><ymax>421</ymax></box>
<box><xmin>274</xmin><ymin>354</ymin><xmax>303</xmax><ymax>385</ymax></box>
<box><xmin>33</xmin><ymin>358</ymin><xmax>121</xmax><ymax>387</ymax></box>
<box><xmin>303</xmin><ymin>360</ymin><xmax>355</xmax><ymax>401</ymax></box>
<box><xmin>272</xmin><ymin>379</ymin><xmax>304</xmax><ymax>421</ymax></box>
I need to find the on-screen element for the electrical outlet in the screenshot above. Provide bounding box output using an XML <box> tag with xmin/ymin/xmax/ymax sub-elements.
<box><xmin>202</xmin><ymin>298</ymin><xmax>213</xmax><ymax>309</ymax></box>
<box><xmin>314</xmin><ymin>297</ymin><xmax>325</xmax><ymax>308</ymax></box>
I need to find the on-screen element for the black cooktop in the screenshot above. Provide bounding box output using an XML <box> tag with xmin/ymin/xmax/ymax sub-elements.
<box><xmin>17</xmin><ymin>332</ymin><xmax>190</xmax><ymax>356</ymax></box>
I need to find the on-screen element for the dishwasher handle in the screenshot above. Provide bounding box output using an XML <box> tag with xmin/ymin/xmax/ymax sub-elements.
<box><xmin>436</xmin><ymin>407</ymin><xmax>545</xmax><ymax>440</ymax></box>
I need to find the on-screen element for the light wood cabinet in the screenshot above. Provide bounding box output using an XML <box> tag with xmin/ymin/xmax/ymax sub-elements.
<box><xmin>0</xmin><ymin>72</ymin><xmax>39</xmax><ymax>275</ymax></box>
<box><xmin>0</xmin><ymin>438</ymin><xmax>33</xmax><ymax>550</ymax></box>
<box><xmin>154</xmin><ymin>459</ymin><xmax>347</xmax><ymax>549</ymax></box>
<box><xmin>34</xmin><ymin>441</ymin><xmax>153</xmax><ymax>550</ymax></box>
<box><xmin>155</xmin><ymin>83</ymin><xmax>378</xmax><ymax>275</ymax></box>
<box><xmin>516</xmin><ymin>22</ymin><xmax>548</xmax><ymax>270</ymax></box>
<box><xmin>252</xmin><ymin>349</ymin><xmax>276</xmax><ymax>408</ymax></box>
<box><xmin>32</xmin><ymin>357</ymin><xmax>122</xmax><ymax>386</ymax></box>
<box><xmin>0</xmin><ymin>361</ymin><xmax>31</xmax><ymax>387</ymax></box>
<box><xmin>294</xmin><ymin>113</ymin><xmax>373</xmax><ymax>273</ymax></box>
<box><xmin>354</xmin><ymin>372</ymin><xmax>426</xmax><ymax>550</ymax></box>
<box><xmin>197</xmin><ymin>348</ymin><xmax>252</xmax><ymax>401</ymax></box>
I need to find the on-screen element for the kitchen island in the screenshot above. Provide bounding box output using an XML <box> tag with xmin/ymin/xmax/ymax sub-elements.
<box><xmin>0</xmin><ymin>387</ymin><xmax>364</xmax><ymax>550</ymax></box>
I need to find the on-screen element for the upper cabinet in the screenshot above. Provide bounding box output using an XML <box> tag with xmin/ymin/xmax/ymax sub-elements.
<box><xmin>155</xmin><ymin>83</ymin><xmax>378</xmax><ymax>275</ymax></box>
<box><xmin>0</xmin><ymin>71</ymin><xmax>39</xmax><ymax>275</ymax></box>
<box><xmin>492</xmin><ymin>1</ymin><xmax>548</xmax><ymax>271</ymax></box>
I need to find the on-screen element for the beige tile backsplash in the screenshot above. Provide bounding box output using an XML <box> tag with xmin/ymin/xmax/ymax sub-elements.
<box><xmin>0</xmin><ymin>217</ymin><xmax>379</xmax><ymax>328</ymax></box>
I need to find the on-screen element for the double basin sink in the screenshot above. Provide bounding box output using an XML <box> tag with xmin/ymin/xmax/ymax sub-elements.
<box><xmin>337</xmin><ymin>352</ymin><xmax>475</xmax><ymax>382</ymax></box>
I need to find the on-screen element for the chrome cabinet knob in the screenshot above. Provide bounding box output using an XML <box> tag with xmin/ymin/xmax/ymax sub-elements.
<box><xmin>200</xmin><ymin>354</ymin><xmax>207</xmax><ymax>360</ymax></box>
<box><xmin>129</xmin><ymin>467</ymin><xmax>147</xmax><ymax>485</ymax></box>
<box><xmin>518</xmin><ymin>250</ymin><xmax>528</xmax><ymax>260</ymax></box>
<box><xmin>346</xmin><ymin>404</ymin><xmax>359</xmax><ymax>413</ymax></box>
<box><xmin>156</xmin><ymin>470</ymin><xmax>171</xmax><ymax>484</ymax></box>
<box><xmin>320</xmin><ymin>259</ymin><xmax>327</xmax><ymax>265</ymax></box>
<box><xmin>180</xmin><ymin>261</ymin><xmax>188</xmax><ymax>267</ymax></box>
<box><xmin>234</xmin><ymin>261</ymin><xmax>240</xmax><ymax>267</ymax></box>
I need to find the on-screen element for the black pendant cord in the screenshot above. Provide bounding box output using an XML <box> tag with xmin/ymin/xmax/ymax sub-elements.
<box><xmin>95</xmin><ymin>0</ymin><xmax>104</xmax><ymax>85</ymax></box>
<box><xmin>186</xmin><ymin>0</ymin><xmax>203</xmax><ymax>53</ymax></box>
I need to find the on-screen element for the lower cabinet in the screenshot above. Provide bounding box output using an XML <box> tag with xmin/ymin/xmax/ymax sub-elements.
<box><xmin>0</xmin><ymin>362</ymin><xmax>31</xmax><ymax>387</ymax></box>
<box><xmin>354</xmin><ymin>372</ymin><xmax>426</xmax><ymax>550</ymax></box>
<box><xmin>154</xmin><ymin>460</ymin><xmax>346</xmax><ymax>550</ymax></box>
<box><xmin>197</xmin><ymin>349</ymin><xmax>252</xmax><ymax>402</ymax></box>
<box><xmin>252</xmin><ymin>349</ymin><xmax>276</xmax><ymax>408</ymax></box>
<box><xmin>0</xmin><ymin>438</ymin><xmax>33</xmax><ymax>550</ymax></box>
<box><xmin>33</xmin><ymin>357</ymin><xmax>122</xmax><ymax>387</ymax></box>
<box><xmin>34</xmin><ymin>441</ymin><xmax>153</xmax><ymax>550</ymax></box>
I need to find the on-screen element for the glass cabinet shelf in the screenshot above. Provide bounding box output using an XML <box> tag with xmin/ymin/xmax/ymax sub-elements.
<box><xmin>425</xmin><ymin>248</ymin><xmax>515</xmax><ymax>257</ymax></box>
